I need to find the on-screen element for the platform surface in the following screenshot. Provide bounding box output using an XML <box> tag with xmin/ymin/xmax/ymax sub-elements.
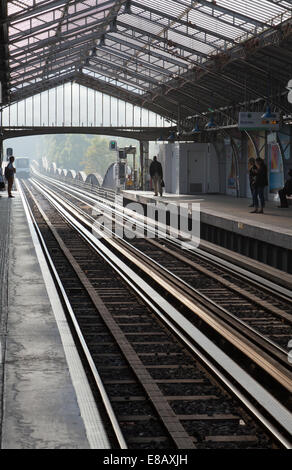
<box><xmin>121</xmin><ymin>191</ymin><xmax>292</xmax><ymax>250</ymax></box>
<box><xmin>0</xmin><ymin>191</ymin><xmax>92</xmax><ymax>449</ymax></box>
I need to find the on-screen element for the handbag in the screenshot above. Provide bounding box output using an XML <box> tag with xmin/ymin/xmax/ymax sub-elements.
<box><xmin>161</xmin><ymin>179</ymin><xmax>165</xmax><ymax>188</ymax></box>
<box><xmin>5</xmin><ymin>166</ymin><xmax>14</xmax><ymax>179</ymax></box>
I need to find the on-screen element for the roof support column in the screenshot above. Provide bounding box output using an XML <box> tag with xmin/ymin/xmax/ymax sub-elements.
<box><xmin>0</xmin><ymin>137</ymin><xmax>3</xmax><ymax>166</ymax></box>
<box><xmin>0</xmin><ymin>0</ymin><xmax>9</xmax><ymax>106</ymax></box>
<box><xmin>0</xmin><ymin>105</ymin><xmax>3</xmax><ymax>166</ymax></box>
<box><xmin>230</xmin><ymin>135</ymin><xmax>241</xmax><ymax>198</ymax></box>
<box><xmin>140</xmin><ymin>140</ymin><xmax>149</xmax><ymax>190</ymax></box>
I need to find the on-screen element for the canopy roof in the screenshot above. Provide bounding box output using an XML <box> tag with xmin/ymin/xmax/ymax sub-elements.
<box><xmin>1</xmin><ymin>0</ymin><xmax>292</xmax><ymax>126</ymax></box>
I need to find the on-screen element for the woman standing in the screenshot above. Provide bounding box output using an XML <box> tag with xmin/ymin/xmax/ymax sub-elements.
<box><xmin>0</xmin><ymin>166</ymin><xmax>5</xmax><ymax>197</ymax></box>
<box><xmin>250</xmin><ymin>158</ymin><xmax>268</xmax><ymax>214</ymax></box>
<box><xmin>248</xmin><ymin>157</ymin><xmax>257</xmax><ymax>207</ymax></box>
<box><xmin>4</xmin><ymin>156</ymin><xmax>16</xmax><ymax>198</ymax></box>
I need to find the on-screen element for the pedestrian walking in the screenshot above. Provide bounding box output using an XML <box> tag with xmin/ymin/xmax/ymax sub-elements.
<box><xmin>149</xmin><ymin>156</ymin><xmax>163</xmax><ymax>197</ymax></box>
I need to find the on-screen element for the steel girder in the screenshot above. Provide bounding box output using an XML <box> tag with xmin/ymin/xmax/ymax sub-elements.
<box><xmin>186</xmin><ymin>0</ymin><xmax>270</xmax><ymax>29</ymax></box>
<box><xmin>129</xmin><ymin>1</ymin><xmax>236</xmax><ymax>48</ymax></box>
<box><xmin>0</xmin><ymin>0</ymin><xmax>9</xmax><ymax>104</ymax></box>
<box><xmin>3</xmin><ymin>0</ymin><xmax>292</xmax><ymax>126</ymax></box>
<box><xmin>8</xmin><ymin>1</ymin><xmax>112</xmax><ymax>40</ymax></box>
<box><xmin>2</xmin><ymin>125</ymin><xmax>176</xmax><ymax>141</ymax></box>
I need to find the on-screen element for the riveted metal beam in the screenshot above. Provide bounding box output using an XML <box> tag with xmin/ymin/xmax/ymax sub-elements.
<box><xmin>116</xmin><ymin>20</ymin><xmax>209</xmax><ymax>58</ymax></box>
<box><xmin>0</xmin><ymin>0</ymin><xmax>9</xmax><ymax>105</ymax></box>
<box><xmin>130</xmin><ymin>1</ymin><xmax>236</xmax><ymax>46</ymax></box>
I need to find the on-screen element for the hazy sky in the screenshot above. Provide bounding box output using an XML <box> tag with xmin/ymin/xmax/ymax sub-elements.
<box><xmin>4</xmin><ymin>135</ymin><xmax>41</xmax><ymax>160</ymax></box>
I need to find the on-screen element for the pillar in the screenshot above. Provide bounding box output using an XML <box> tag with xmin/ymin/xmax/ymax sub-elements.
<box><xmin>0</xmin><ymin>105</ymin><xmax>3</xmax><ymax>165</ymax></box>
<box><xmin>0</xmin><ymin>136</ymin><xmax>3</xmax><ymax>166</ymax></box>
<box><xmin>140</xmin><ymin>140</ymin><xmax>149</xmax><ymax>190</ymax></box>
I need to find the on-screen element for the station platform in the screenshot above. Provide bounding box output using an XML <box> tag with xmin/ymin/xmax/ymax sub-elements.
<box><xmin>0</xmin><ymin>190</ymin><xmax>109</xmax><ymax>449</ymax></box>
<box><xmin>121</xmin><ymin>191</ymin><xmax>292</xmax><ymax>252</ymax></box>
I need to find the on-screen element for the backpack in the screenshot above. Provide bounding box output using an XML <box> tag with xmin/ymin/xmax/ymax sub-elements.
<box><xmin>4</xmin><ymin>165</ymin><xmax>14</xmax><ymax>179</ymax></box>
<box><xmin>0</xmin><ymin>171</ymin><xmax>4</xmax><ymax>189</ymax></box>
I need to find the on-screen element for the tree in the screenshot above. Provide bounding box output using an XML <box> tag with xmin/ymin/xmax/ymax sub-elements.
<box><xmin>42</xmin><ymin>134</ymin><xmax>91</xmax><ymax>170</ymax></box>
<box><xmin>41</xmin><ymin>133</ymin><xmax>140</xmax><ymax>178</ymax></box>
<box><xmin>81</xmin><ymin>136</ymin><xmax>116</xmax><ymax>176</ymax></box>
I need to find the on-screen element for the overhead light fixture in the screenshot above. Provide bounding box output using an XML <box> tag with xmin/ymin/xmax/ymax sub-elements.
<box><xmin>168</xmin><ymin>131</ymin><xmax>176</xmax><ymax>142</ymax></box>
<box><xmin>124</xmin><ymin>0</ymin><xmax>132</xmax><ymax>14</ymax></box>
<box><xmin>192</xmin><ymin>122</ymin><xmax>200</xmax><ymax>133</ymax></box>
<box><xmin>261</xmin><ymin>105</ymin><xmax>275</xmax><ymax>119</ymax></box>
<box><xmin>205</xmin><ymin>115</ymin><xmax>216</xmax><ymax>128</ymax></box>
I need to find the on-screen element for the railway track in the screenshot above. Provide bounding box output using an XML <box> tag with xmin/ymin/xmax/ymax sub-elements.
<box><xmin>31</xmin><ymin>173</ymin><xmax>292</xmax><ymax>356</ymax></box>
<box><xmin>18</xmin><ymin>176</ymin><xmax>292</xmax><ymax>449</ymax></box>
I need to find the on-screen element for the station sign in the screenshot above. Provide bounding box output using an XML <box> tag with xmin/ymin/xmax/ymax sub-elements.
<box><xmin>238</xmin><ymin>112</ymin><xmax>280</xmax><ymax>131</ymax></box>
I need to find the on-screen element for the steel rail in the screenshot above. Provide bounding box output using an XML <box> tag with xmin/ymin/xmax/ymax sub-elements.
<box><xmin>26</xmin><ymin>177</ymin><xmax>292</xmax><ymax>447</ymax></box>
<box><xmin>30</xmin><ymin>175</ymin><xmax>291</xmax><ymax>361</ymax></box>
<box><xmin>30</xmin><ymin>177</ymin><xmax>292</xmax><ymax>387</ymax></box>
<box><xmin>20</xmin><ymin>179</ymin><xmax>128</xmax><ymax>450</ymax></box>
<box><xmin>32</xmin><ymin>170</ymin><xmax>292</xmax><ymax>300</ymax></box>
<box><xmin>30</xmin><ymin>174</ymin><xmax>292</xmax><ymax>350</ymax></box>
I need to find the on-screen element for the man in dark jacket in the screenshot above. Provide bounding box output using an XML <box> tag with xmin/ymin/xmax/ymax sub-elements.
<box><xmin>278</xmin><ymin>169</ymin><xmax>292</xmax><ymax>208</ymax></box>
<box><xmin>150</xmin><ymin>156</ymin><xmax>163</xmax><ymax>196</ymax></box>
<box><xmin>248</xmin><ymin>157</ymin><xmax>257</xmax><ymax>207</ymax></box>
<box><xmin>4</xmin><ymin>156</ymin><xmax>16</xmax><ymax>198</ymax></box>
<box><xmin>250</xmin><ymin>157</ymin><xmax>268</xmax><ymax>214</ymax></box>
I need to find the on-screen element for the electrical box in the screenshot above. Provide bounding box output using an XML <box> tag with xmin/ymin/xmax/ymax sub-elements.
<box><xmin>158</xmin><ymin>143</ymin><xmax>219</xmax><ymax>195</ymax></box>
<box><xmin>118</xmin><ymin>149</ymin><xmax>126</xmax><ymax>159</ymax></box>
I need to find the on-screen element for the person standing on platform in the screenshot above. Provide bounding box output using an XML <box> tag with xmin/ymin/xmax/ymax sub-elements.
<box><xmin>250</xmin><ymin>157</ymin><xmax>268</xmax><ymax>214</ymax></box>
<box><xmin>278</xmin><ymin>169</ymin><xmax>292</xmax><ymax>208</ymax></box>
<box><xmin>4</xmin><ymin>156</ymin><xmax>16</xmax><ymax>198</ymax></box>
<box><xmin>248</xmin><ymin>157</ymin><xmax>257</xmax><ymax>207</ymax></box>
<box><xmin>150</xmin><ymin>156</ymin><xmax>163</xmax><ymax>197</ymax></box>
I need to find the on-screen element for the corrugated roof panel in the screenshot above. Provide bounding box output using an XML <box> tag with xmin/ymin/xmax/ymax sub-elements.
<box><xmin>4</xmin><ymin>0</ymin><xmax>292</xmax><ymax>107</ymax></box>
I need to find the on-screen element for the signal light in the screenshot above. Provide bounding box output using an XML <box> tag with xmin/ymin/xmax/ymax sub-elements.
<box><xmin>109</xmin><ymin>140</ymin><xmax>117</xmax><ymax>151</ymax></box>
